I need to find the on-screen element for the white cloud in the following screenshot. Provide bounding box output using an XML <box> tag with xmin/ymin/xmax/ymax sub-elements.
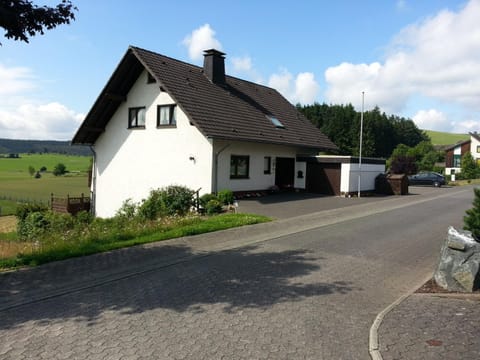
<box><xmin>0</xmin><ymin>102</ymin><xmax>84</xmax><ymax>140</ymax></box>
<box><xmin>182</xmin><ymin>24</ymin><xmax>222</xmax><ymax>61</ymax></box>
<box><xmin>0</xmin><ymin>63</ymin><xmax>84</xmax><ymax>140</ymax></box>
<box><xmin>268</xmin><ymin>69</ymin><xmax>320</xmax><ymax>105</ymax></box>
<box><xmin>412</xmin><ymin>109</ymin><xmax>451</xmax><ymax>131</ymax></box>
<box><xmin>0</xmin><ymin>63</ymin><xmax>36</xmax><ymax>96</ymax></box>
<box><xmin>294</xmin><ymin>72</ymin><xmax>320</xmax><ymax>104</ymax></box>
<box><xmin>324</xmin><ymin>0</ymin><xmax>480</xmax><ymax>130</ymax></box>
<box><xmin>452</xmin><ymin>119</ymin><xmax>480</xmax><ymax>134</ymax></box>
<box><xmin>231</xmin><ymin>56</ymin><xmax>252</xmax><ymax>72</ymax></box>
<box><xmin>268</xmin><ymin>68</ymin><xmax>293</xmax><ymax>98</ymax></box>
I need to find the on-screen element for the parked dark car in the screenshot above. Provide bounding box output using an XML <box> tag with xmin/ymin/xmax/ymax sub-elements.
<box><xmin>408</xmin><ymin>172</ymin><xmax>446</xmax><ymax>187</ymax></box>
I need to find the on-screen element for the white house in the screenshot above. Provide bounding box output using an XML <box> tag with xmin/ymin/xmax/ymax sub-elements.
<box><xmin>72</xmin><ymin>47</ymin><xmax>338</xmax><ymax>217</ymax></box>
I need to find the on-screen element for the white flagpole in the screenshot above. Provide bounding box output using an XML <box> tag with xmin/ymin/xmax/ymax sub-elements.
<box><xmin>358</xmin><ymin>91</ymin><xmax>364</xmax><ymax>198</ymax></box>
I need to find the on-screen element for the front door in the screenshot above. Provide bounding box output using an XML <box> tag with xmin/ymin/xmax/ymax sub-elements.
<box><xmin>275</xmin><ymin>157</ymin><xmax>295</xmax><ymax>190</ymax></box>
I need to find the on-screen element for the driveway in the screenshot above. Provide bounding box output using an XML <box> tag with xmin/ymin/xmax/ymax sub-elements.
<box><xmin>237</xmin><ymin>186</ymin><xmax>440</xmax><ymax>219</ymax></box>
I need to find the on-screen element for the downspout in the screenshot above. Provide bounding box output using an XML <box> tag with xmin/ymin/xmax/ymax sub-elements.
<box><xmin>213</xmin><ymin>143</ymin><xmax>230</xmax><ymax>194</ymax></box>
<box><xmin>89</xmin><ymin>145</ymin><xmax>97</xmax><ymax>216</ymax></box>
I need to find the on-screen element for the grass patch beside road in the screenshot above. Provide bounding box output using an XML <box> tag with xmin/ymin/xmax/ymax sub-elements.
<box><xmin>0</xmin><ymin>213</ymin><xmax>270</xmax><ymax>270</ymax></box>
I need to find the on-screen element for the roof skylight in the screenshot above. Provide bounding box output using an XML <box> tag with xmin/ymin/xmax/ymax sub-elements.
<box><xmin>267</xmin><ymin>115</ymin><xmax>285</xmax><ymax>128</ymax></box>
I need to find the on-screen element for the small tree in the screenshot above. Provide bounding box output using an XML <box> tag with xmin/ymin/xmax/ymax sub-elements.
<box><xmin>461</xmin><ymin>151</ymin><xmax>477</xmax><ymax>179</ymax></box>
<box><xmin>28</xmin><ymin>165</ymin><xmax>35</xmax><ymax>176</ymax></box>
<box><xmin>464</xmin><ymin>188</ymin><xmax>480</xmax><ymax>239</ymax></box>
<box><xmin>53</xmin><ymin>162</ymin><xmax>66</xmax><ymax>176</ymax></box>
<box><xmin>390</xmin><ymin>155</ymin><xmax>417</xmax><ymax>175</ymax></box>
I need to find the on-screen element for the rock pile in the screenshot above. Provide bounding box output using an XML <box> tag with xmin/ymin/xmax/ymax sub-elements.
<box><xmin>434</xmin><ymin>226</ymin><xmax>480</xmax><ymax>292</ymax></box>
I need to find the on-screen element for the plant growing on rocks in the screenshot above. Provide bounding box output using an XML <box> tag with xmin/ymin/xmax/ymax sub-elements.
<box><xmin>464</xmin><ymin>187</ymin><xmax>480</xmax><ymax>239</ymax></box>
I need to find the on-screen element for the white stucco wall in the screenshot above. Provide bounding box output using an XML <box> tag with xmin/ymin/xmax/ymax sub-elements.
<box><xmin>93</xmin><ymin>70</ymin><xmax>213</xmax><ymax>217</ymax></box>
<box><xmin>214</xmin><ymin>140</ymin><xmax>308</xmax><ymax>192</ymax></box>
<box><xmin>294</xmin><ymin>161</ymin><xmax>306</xmax><ymax>189</ymax></box>
<box><xmin>340</xmin><ymin>163</ymin><xmax>385</xmax><ymax>194</ymax></box>
<box><xmin>470</xmin><ymin>136</ymin><xmax>480</xmax><ymax>161</ymax></box>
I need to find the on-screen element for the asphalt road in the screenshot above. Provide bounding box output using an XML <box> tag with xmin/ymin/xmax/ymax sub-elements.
<box><xmin>0</xmin><ymin>186</ymin><xmax>475</xmax><ymax>360</ymax></box>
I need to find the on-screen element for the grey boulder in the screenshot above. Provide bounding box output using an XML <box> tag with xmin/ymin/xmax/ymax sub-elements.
<box><xmin>434</xmin><ymin>226</ymin><xmax>480</xmax><ymax>292</ymax></box>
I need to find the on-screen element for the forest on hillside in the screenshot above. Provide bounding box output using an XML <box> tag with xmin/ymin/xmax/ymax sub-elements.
<box><xmin>0</xmin><ymin>138</ymin><xmax>92</xmax><ymax>156</ymax></box>
<box><xmin>297</xmin><ymin>103</ymin><xmax>428</xmax><ymax>159</ymax></box>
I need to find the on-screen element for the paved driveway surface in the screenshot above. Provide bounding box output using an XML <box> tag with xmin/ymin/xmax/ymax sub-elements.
<box><xmin>0</xmin><ymin>186</ymin><xmax>473</xmax><ymax>360</ymax></box>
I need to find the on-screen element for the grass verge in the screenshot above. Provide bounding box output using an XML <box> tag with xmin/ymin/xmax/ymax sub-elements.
<box><xmin>0</xmin><ymin>213</ymin><xmax>270</xmax><ymax>270</ymax></box>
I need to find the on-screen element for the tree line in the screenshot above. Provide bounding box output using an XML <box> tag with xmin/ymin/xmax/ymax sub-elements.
<box><xmin>297</xmin><ymin>103</ymin><xmax>429</xmax><ymax>159</ymax></box>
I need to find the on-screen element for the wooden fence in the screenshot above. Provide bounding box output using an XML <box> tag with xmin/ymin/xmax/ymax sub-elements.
<box><xmin>51</xmin><ymin>193</ymin><xmax>91</xmax><ymax>215</ymax></box>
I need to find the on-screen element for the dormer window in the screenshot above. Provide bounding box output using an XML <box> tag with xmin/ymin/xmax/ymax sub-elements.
<box><xmin>267</xmin><ymin>115</ymin><xmax>285</xmax><ymax>128</ymax></box>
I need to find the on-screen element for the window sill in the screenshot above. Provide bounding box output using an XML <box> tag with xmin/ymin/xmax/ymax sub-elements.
<box><xmin>230</xmin><ymin>176</ymin><xmax>249</xmax><ymax>180</ymax></box>
<box><xmin>128</xmin><ymin>126</ymin><xmax>146</xmax><ymax>130</ymax></box>
<box><xmin>156</xmin><ymin>125</ymin><xmax>177</xmax><ymax>129</ymax></box>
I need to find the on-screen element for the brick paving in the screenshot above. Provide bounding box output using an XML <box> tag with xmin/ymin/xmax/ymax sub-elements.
<box><xmin>0</xmin><ymin>186</ymin><xmax>476</xmax><ymax>360</ymax></box>
<box><xmin>378</xmin><ymin>293</ymin><xmax>480</xmax><ymax>360</ymax></box>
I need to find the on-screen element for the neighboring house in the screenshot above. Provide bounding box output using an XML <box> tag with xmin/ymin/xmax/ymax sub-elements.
<box><xmin>445</xmin><ymin>132</ymin><xmax>480</xmax><ymax>175</ymax></box>
<box><xmin>72</xmin><ymin>46</ymin><xmax>337</xmax><ymax>217</ymax></box>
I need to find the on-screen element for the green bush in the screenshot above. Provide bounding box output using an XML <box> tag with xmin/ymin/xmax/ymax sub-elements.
<box><xmin>464</xmin><ymin>188</ymin><xmax>480</xmax><ymax>239</ymax></box>
<box><xmin>116</xmin><ymin>199</ymin><xmax>138</xmax><ymax>219</ymax></box>
<box><xmin>217</xmin><ymin>189</ymin><xmax>234</xmax><ymax>205</ymax></box>
<box><xmin>16</xmin><ymin>202</ymin><xmax>49</xmax><ymax>221</ymax></box>
<box><xmin>138</xmin><ymin>189</ymin><xmax>167</xmax><ymax>220</ymax></box>
<box><xmin>205</xmin><ymin>199</ymin><xmax>223</xmax><ymax>215</ymax></box>
<box><xmin>53</xmin><ymin>163</ymin><xmax>67</xmax><ymax>176</ymax></box>
<box><xmin>17</xmin><ymin>211</ymin><xmax>50</xmax><ymax>240</ymax></box>
<box><xmin>163</xmin><ymin>185</ymin><xmax>195</xmax><ymax>216</ymax></box>
<box><xmin>199</xmin><ymin>193</ymin><xmax>218</xmax><ymax>208</ymax></box>
<box><xmin>138</xmin><ymin>185</ymin><xmax>195</xmax><ymax>220</ymax></box>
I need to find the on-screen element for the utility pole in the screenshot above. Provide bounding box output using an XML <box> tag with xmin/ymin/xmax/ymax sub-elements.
<box><xmin>358</xmin><ymin>91</ymin><xmax>364</xmax><ymax>198</ymax></box>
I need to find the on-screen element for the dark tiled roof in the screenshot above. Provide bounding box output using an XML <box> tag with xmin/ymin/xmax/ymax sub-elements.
<box><xmin>444</xmin><ymin>139</ymin><xmax>470</xmax><ymax>151</ymax></box>
<box><xmin>73</xmin><ymin>46</ymin><xmax>337</xmax><ymax>151</ymax></box>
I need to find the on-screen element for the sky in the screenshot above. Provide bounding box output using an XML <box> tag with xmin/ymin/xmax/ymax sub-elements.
<box><xmin>1</xmin><ymin>0</ymin><xmax>479</xmax><ymax>140</ymax></box>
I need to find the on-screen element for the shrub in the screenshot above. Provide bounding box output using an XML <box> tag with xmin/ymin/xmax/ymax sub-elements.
<box><xmin>75</xmin><ymin>210</ymin><xmax>93</xmax><ymax>225</ymax></box>
<box><xmin>205</xmin><ymin>199</ymin><xmax>223</xmax><ymax>215</ymax></box>
<box><xmin>116</xmin><ymin>199</ymin><xmax>138</xmax><ymax>220</ymax></box>
<box><xmin>217</xmin><ymin>189</ymin><xmax>234</xmax><ymax>205</ymax></box>
<box><xmin>138</xmin><ymin>190</ymin><xmax>167</xmax><ymax>220</ymax></box>
<box><xmin>163</xmin><ymin>185</ymin><xmax>195</xmax><ymax>216</ymax></box>
<box><xmin>40</xmin><ymin>166</ymin><xmax>47</xmax><ymax>172</ymax></box>
<box><xmin>138</xmin><ymin>185</ymin><xmax>195</xmax><ymax>220</ymax></box>
<box><xmin>53</xmin><ymin>163</ymin><xmax>67</xmax><ymax>176</ymax></box>
<box><xmin>199</xmin><ymin>193</ymin><xmax>218</xmax><ymax>208</ymax></box>
<box><xmin>17</xmin><ymin>211</ymin><xmax>50</xmax><ymax>240</ymax></box>
<box><xmin>28</xmin><ymin>165</ymin><xmax>35</xmax><ymax>177</ymax></box>
<box><xmin>464</xmin><ymin>188</ymin><xmax>480</xmax><ymax>239</ymax></box>
<box><xmin>16</xmin><ymin>202</ymin><xmax>49</xmax><ymax>221</ymax></box>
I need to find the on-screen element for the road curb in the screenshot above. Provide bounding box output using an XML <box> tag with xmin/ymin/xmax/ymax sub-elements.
<box><xmin>369</xmin><ymin>273</ymin><xmax>433</xmax><ymax>360</ymax></box>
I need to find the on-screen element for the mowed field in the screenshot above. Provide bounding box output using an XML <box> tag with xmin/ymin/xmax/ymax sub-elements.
<box><xmin>424</xmin><ymin>130</ymin><xmax>469</xmax><ymax>145</ymax></box>
<box><xmin>0</xmin><ymin>154</ymin><xmax>91</xmax><ymax>213</ymax></box>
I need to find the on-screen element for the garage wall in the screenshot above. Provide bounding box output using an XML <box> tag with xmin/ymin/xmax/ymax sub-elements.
<box><xmin>341</xmin><ymin>163</ymin><xmax>385</xmax><ymax>194</ymax></box>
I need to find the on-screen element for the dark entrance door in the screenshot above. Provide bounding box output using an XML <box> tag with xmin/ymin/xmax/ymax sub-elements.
<box><xmin>275</xmin><ymin>157</ymin><xmax>295</xmax><ymax>190</ymax></box>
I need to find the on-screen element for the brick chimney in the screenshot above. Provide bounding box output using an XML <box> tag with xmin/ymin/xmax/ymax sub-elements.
<box><xmin>203</xmin><ymin>49</ymin><xmax>226</xmax><ymax>84</ymax></box>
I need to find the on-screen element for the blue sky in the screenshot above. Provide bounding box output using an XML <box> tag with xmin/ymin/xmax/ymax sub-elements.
<box><xmin>1</xmin><ymin>0</ymin><xmax>479</xmax><ymax>140</ymax></box>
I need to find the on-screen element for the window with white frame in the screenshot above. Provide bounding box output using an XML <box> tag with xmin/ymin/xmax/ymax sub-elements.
<box><xmin>128</xmin><ymin>107</ymin><xmax>146</xmax><ymax>128</ymax></box>
<box><xmin>157</xmin><ymin>105</ymin><xmax>176</xmax><ymax>127</ymax></box>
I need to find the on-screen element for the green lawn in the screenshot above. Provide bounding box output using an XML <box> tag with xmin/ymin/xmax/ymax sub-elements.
<box><xmin>0</xmin><ymin>154</ymin><xmax>91</xmax><ymax>212</ymax></box>
<box><xmin>425</xmin><ymin>130</ymin><xmax>469</xmax><ymax>145</ymax></box>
